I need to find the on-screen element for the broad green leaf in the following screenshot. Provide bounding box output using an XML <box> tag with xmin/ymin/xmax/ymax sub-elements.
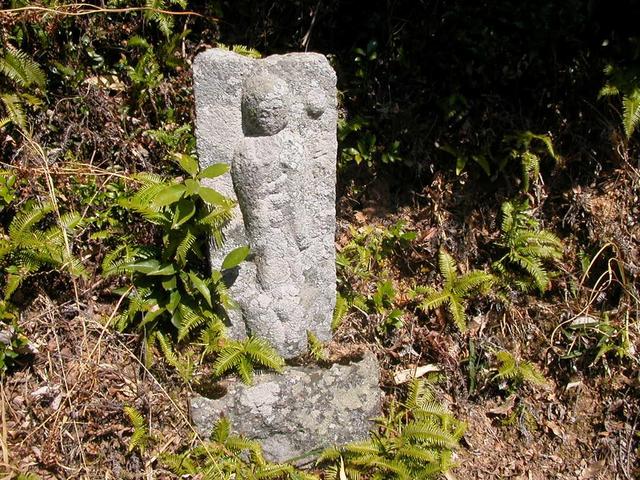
<box><xmin>472</xmin><ymin>154</ymin><xmax>491</xmax><ymax>176</ymax></box>
<box><xmin>167</xmin><ymin>290</ymin><xmax>181</xmax><ymax>314</ymax></box>
<box><xmin>138</xmin><ymin>307</ymin><xmax>165</xmax><ymax>330</ymax></box>
<box><xmin>188</xmin><ymin>271</ymin><xmax>212</xmax><ymax>307</ymax></box>
<box><xmin>184</xmin><ymin>178</ymin><xmax>200</xmax><ymax>196</ymax></box>
<box><xmin>171</xmin><ymin>198</ymin><xmax>196</xmax><ymax>229</ymax></box>
<box><xmin>174</xmin><ymin>153</ymin><xmax>198</xmax><ymax>177</ymax></box>
<box><xmin>198</xmin><ymin>163</ymin><xmax>229</xmax><ymax>179</ymax></box>
<box><xmin>455</xmin><ymin>155</ymin><xmax>467</xmax><ymax>175</ymax></box>
<box><xmin>161</xmin><ymin>275</ymin><xmax>177</xmax><ymax>290</ymax></box>
<box><xmin>222</xmin><ymin>245</ymin><xmax>250</xmax><ymax>270</ymax></box>
<box><xmin>153</xmin><ymin>184</ymin><xmax>186</xmax><ymax>207</ymax></box>
<box><xmin>146</xmin><ymin>263</ymin><xmax>177</xmax><ymax>276</ymax></box>
<box><xmin>198</xmin><ymin>187</ymin><xmax>227</xmax><ymax>206</ymax></box>
<box><xmin>124</xmin><ymin>259</ymin><xmax>161</xmax><ymax>274</ymax></box>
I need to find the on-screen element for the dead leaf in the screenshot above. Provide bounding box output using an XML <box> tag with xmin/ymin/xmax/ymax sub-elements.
<box><xmin>394</xmin><ymin>364</ymin><xmax>441</xmax><ymax>384</ymax></box>
<box><xmin>580</xmin><ymin>460</ymin><xmax>605</xmax><ymax>479</ymax></box>
<box><xmin>488</xmin><ymin>395</ymin><xmax>516</xmax><ymax>416</ymax></box>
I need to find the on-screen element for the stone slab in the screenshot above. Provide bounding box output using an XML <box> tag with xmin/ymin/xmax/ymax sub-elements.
<box><xmin>190</xmin><ymin>353</ymin><xmax>382</xmax><ymax>463</ymax></box>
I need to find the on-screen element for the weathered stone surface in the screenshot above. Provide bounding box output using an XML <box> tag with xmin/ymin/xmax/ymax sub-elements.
<box><xmin>193</xmin><ymin>49</ymin><xmax>337</xmax><ymax>358</ymax></box>
<box><xmin>190</xmin><ymin>353</ymin><xmax>382</xmax><ymax>463</ymax></box>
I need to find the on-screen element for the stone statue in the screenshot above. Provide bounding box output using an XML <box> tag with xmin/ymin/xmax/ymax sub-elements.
<box><xmin>192</xmin><ymin>49</ymin><xmax>382</xmax><ymax>463</ymax></box>
<box><xmin>193</xmin><ymin>50</ymin><xmax>337</xmax><ymax>358</ymax></box>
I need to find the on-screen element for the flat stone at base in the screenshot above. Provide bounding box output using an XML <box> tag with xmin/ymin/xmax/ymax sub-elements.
<box><xmin>190</xmin><ymin>353</ymin><xmax>382</xmax><ymax>463</ymax></box>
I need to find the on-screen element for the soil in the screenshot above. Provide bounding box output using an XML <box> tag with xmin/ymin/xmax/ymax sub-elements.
<box><xmin>3</xmin><ymin>159</ymin><xmax>638</xmax><ymax>479</ymax></box>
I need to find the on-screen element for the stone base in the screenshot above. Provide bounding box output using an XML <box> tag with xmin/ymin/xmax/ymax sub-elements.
<box><xmin>190</xmin><ymin>353</ymin><xmax>382</xmax><ymax>463</ymax></box>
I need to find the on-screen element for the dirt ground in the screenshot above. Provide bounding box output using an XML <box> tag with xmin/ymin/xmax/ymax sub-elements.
<box><xmin>2</xmin><ymin>157</ymin><xmax>639</xmax><ymax>480</ymax></box>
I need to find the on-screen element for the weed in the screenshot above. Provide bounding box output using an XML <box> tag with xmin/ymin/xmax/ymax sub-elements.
<box><xmin>213</xmin><ymin>337</ymin><xmax>285</xmax><ymax>385</ymax></box>
<box><xmin>493</xmin><ymin>350</ymin><xmax>547</xmax><ymax>391</ymax></box>
<box><xmin>320</xmin><ymin>379</ymin><xmax>465</xmax><ymax>479</ymax></box>
<box><xmin>0</xmin><ymin>302</ymin><xmax>29</xmax><ymax>376</ymax></box>
<box><xmin>414</xmin><ymin>250</ymin><xmax>494</xmax><ymax>331</ymax></box>
<box><xmin>493</xmin><ymin>199</ymin><xmax>563</xmax><ymax>293</ymax></box>
<box><xmin>599</xmin><ymin>63</ymin><xmax>640</xmax><ymax>139</ymax></box>
<box><xmin>124</xmin><ymin>406</ymin><xmax>154</xmax><ymax>455</ymax></box>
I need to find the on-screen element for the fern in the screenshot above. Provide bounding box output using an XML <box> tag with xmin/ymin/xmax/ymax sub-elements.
<box><xmin>144</xmin><ymin>0</ymin><xmax>187</xmax><ymax>38</ymax></box>
<box><xmin>418</xmin><ymin>250</ymin><xmax>494</xmax><ymax>331</ymax></box>
<box><xmin>217</xmin><ymin>43</ymin><xmax>263</xmax><ymax>59</ymax></box>
<box><xmin>1</xmin><ymin>201</ymin><xmax>85</xmax><ymax>299</ymax></box>
<box><xmin>156</xmin><ymin>331</ymin><xmax>195</xmax><ymax>382</ymax></box>
<box><xmin>0</xmin><ymin>46</ymin><xmax>45</xmax><ymax>89</ymax></box>
<box><xmin>213</xmin><ymin>337</ymin><xmax>285</xmax><ymax>385</ymax></box>
<box><xmin>307</xmin><ymin>330</ymin><xmax>327</xmax><ymax>361</ymax></box>
<box><xmin>162</xmin><ymin>417</ymin><xmax>319</xmax><ymax>480</ymax></box>
<box><xmin>493</xmin><ymin>199</ymin><xmax>563</xmax><ymax>293</ymax></box>
<box><xmin>495</xmin><ymin>350</ymin><xmax>547</xmax><ymax>388</ymax></box>
<box><xmin>502</xmin><ymin>131</ymin><xmax>558</xmax><ymax>191</ymax></box>
<box><xmin>124</xmin><ymin>406</ymin><xmax>152</xmax><ymax>455</ymax></box>
<box><xmin>320</xmin><ymin>379</ymin><xmax>464</xmax><ymax>480</ymax></box>
<box><xmin>599</xmin><ymin>64</ymin><xmax>640</xmax><ymax>138</ymax></box>
<box><xmin>0</xmin><ymin>46</ymin><xmax>46</xmax><ymax>130</ymax></box>
<box><xmin>332</xmin><ymin>292</ymin><xmax>348</xmax><ymax>331</ymax></box>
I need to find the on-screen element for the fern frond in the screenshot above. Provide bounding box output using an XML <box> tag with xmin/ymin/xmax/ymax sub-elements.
<box><xmin>332</xmin><ymin>292</ymin><xmax>349</xmax><ymax>331</ymax></box>
<box><xmin>213</xmin><ymin>340</ymin><xmax>244</xmax><ymax>377</ymax></box>
<box><xmin>396</xmin><ymin>444</ymin><xmax>438</xmax><ymax>463</ymax></box>
<box><xmin>509</xmin><ymin>252</ymin><xmax>549</xmax><ymax>292</ymax></box>
<box><xmin>446</xmin><ymin>297</ymin><xmax>466</xmax><ymax>331</ymax></box>
<box><xmin>496</xmin><ymin>351</ymin><xmax>518</xmax><ymax>380</ymax></box>
<box><xmin>176</xmin><ymin>228</ymin><xmax>197</xmax><ymax>265</ymax></box>
<box><xmin>255</xmin><ymin>463</ymin><xmax>293</xmax><ymax>478</ymax></box>
<box><xmin>161</xmin><ymin>452</ymin><xmax>198</xmax><ymax>475</ymax></box>
<box><xmin>343</xmin><ymin>440</ymin><xmax>380</xmax><ymax>456</ymax></box>
<box><xmin>8</xmin><ymin>201</ymin><xmax>53</xmax><ymax>240</ymax></box>
<box><xmin>243</xmin><ymin>337</ymin><xmax>285</xmax><ymax>372</ymax></box>
<box><xmin>156</xmin><ymin>331</ymin><xmax>179</xmax><ymax>367</ymax></box>
<box><xmin>438</xmin><ymin>250</ymin><xmax>457</xmax><ymax>286</ymax></box>
<box><xmin>454</xmin><ymin>270</ymin><xmax>494</xmax><ymax>295</ymax></box>
<box><xmin>622</xmin><ymin>88</ymin><xmax>640</xmax><ymax>138</ymax></box>
<box><xmin>211</xmin><ymin>417</ymin><xmax>231</xmax><ymax>443</ymax></box>
<box><xmin>402</xmin><ymin>421</ymin><xmax>459</xmax><ymax>449</ymax></box>
<box><xmin>0</xmin><ymin>93</ymin><xmax>25</xmax><ymax>129</ymax></box>
<box><xmin>307</xmin><ymin>330</ymin><xmax>327</xmax><ymax>361</ymax></box>
<box><xmin>0</xmin><ymin>46</ymin><xmax>46</xmax><ymax>88</ymax></box>
<box><xmin>406</xmin><ymin>379</ymin><xmax>435</xmax><ymax>410</ymax></box>
<box><xmin>177</xmin><ymin>303</ymin><xmax>206</xmax><ymax>341</ymax></box>
<box><xmin>419</xmin><ymin>289</ymin><xmax>449</xmax><ymax>312</ymax></box>
<box><xmin>236</xmin><ymin>355</ymin><xmax>254</xmax><ymax>384</ymax></box>
<box><xmin>200</xmin><ymin>318</ymin><xmax>226</xmax><ymax>355</ymax></box>
<box><xmin>517</xmin><ymin>361</ymin><xmax>547</xmax><ymax>386</ymax></box>
<box><xmin>124</xmin><ymin>406</ymin><xmax>150</xmax><ymax>454</ymax></box>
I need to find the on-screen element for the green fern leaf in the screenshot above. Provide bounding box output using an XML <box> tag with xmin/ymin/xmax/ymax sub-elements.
<box><xmin>454</xmin><ymin>270</ymin><xmax>494</xmax><ymax>295</ymax></box>
<box><xmin>419</xmin><ymin>289</ymin><xmax>449</xmax><ymax>312</ymax></box>
<box><xmin>124</xmin><ymin>406</ymin><xmax>150</xmax><ymax>454</ymax></box>
<box><xmin>438</xmin><ymin>250</ymin><xmax>457</xmax><ymax>286</ymax></box>
<box><xmin>0</xmin><ymin>46</ymin><xmax>46</xmax><ymax>88</ymax></box>
<box><xmin>213</xmin><ymin>340</ymin><xmax>244</xmax><ymax>377</ymax></box>
<box><xmin>243</xmin><ymin>337</ymin><xmax>285</xmax><ymax>372</ymax></box>
<box><xmin>447</xmin><ymin>297</ymin><xmax>466</xmax><ymax>331</ymax></box>
<box><xmin>622</xmin><ymin>88</ymin><xmax>640</xmax><ymax>138</ymax></box>
<box><xmin>177</xmin><ymin>303</ymin><xmax>206</xmax><ymax>341</ymax></box>
<box><xmin>0</xmin><ymin>93</ymin><xmax>26</xmax><ymax>129</ymax></box>
<box><xmin>402</xmin><ymin>421</ymin><xmax>459</xmax><ymax>449</ymax></box>
<box><xmin>236</xmin><ymin>355</ymin><xmax>254</xmax><ymax>384</ymax></box>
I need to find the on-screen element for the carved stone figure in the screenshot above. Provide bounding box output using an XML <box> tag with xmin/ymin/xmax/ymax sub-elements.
<box><xmin>193</xmin><ymin>50</ymin><xmax>337</xmax><ymax>358</ymax></box>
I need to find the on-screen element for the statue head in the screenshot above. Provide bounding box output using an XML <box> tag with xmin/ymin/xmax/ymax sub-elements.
<box><xmin>241</xmin><ymin>73</ymin><xmax>290</xmax><ymax>136</ymax></box>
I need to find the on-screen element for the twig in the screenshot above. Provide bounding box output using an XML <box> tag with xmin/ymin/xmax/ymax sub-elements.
<box><xmin>0</xmin><ymin>3</ymin><xmax>210</xmax><ymax>20</ymax></box>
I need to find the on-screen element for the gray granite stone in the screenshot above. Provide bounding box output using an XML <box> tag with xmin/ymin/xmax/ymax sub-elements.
<box><xmin>193</xmin><ymin>49</ymin><xmax>337</xmax><ymax>358</ymax></box>
<box><xmin>190</xmin><ymin>353</ymin><xmax>382</xmax><ymax>463</ymax></box>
